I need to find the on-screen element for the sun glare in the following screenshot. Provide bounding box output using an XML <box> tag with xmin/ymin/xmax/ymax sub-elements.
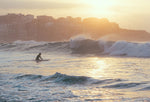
<box><xmin>82</xmin><ymin>0</ymin><xmax>116</xmax><ymax>17</ymax></box>
<box><xmin>86</xmin><ymin>0</ymin><xmax>114</xmax><ymax>8</ymax></box>
<box><xmin>89</xmin><ymin>58</ymin><xmax>109</xmax><ymax>78</ymax></box>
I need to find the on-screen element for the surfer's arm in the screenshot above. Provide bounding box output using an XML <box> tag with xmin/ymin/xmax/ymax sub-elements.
<box><xmin>39</xmin><ymin>56</ymin><xmax>43</xmax><ymax>60</ymax></box>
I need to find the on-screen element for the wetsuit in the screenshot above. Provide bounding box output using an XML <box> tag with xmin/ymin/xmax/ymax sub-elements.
<box><xmin>35</xmin><ymin>53</ymin><xmax>42</xmax><ymax>61</ymax></box>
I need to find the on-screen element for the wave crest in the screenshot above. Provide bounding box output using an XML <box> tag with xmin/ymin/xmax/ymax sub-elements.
<box><xmin>14</xmin><ymin>72</ymin><xmax>124</xmax><ymax>86</ymax></box>
<box><xmin>105</xmin><ymin>41</ymin><xmax>150</xmax><ymax>57</ymax></box>
<box><xmin>1</xmin><ymin>38</ymin><xmax>150</xmax><ymax>57</ymax></box>
<box><xmin>43</xmin><ymin>72</ymin><xmax>89</xmax><ymax>85</ymax></box>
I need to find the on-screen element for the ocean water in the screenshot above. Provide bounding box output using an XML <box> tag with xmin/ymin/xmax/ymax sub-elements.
<box><xmin>0</xmin><ymin>37</ymin><xmax>150</xmax><ymax>102</ymax></box>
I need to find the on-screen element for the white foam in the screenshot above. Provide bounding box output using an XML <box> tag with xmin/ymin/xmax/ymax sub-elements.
<box><xmin>104</xmin><ymin>41</ymin><xmax>150</xmax><ymax>57</ymax></box>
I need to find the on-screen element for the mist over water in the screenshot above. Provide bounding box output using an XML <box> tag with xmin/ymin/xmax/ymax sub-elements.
<box><xmin>0</xmin><ymin>37</ymin><xmax>150</xmax><ymax>101</ymax></box>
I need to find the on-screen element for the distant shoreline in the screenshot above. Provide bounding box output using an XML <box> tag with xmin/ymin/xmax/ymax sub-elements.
<box><xmin>0</xmin><ymin>13</ymin><xmax>150</xmax><ymax>42</ymax></box>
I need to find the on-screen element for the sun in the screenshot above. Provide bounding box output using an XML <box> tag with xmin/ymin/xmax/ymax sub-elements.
<box><xmin>82</xmin><ymin>0</ymin><xmax>116</xmax><ymax>17</ymax></box>
<box><xmin>86</xmin><ymin>0</ymin><xmax>114</xmax><ymax>8</ymax></box>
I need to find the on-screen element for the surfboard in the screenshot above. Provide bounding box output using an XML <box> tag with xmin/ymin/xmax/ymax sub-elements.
<box><xmin>35</xmin><ymin>59</ymin><xmax>50</xmax><ymax>62</ymax></box>
<box><xmin>41</xmin><ymin>59</ymin><xmax>49</xmax><ymax>61</ymax></box>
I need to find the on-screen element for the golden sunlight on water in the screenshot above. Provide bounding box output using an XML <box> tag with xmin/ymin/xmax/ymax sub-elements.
<box><xmin>88</xmin><ymin>57</ymin><xmax>110</xmax><ymax>78</ymax></box>
<box><xmin>84</xmin><ymin>57</ymin><xmax>150</xmax><ymax>81</ymax></box>
<box><xmin>72</xmin><ymin>86</ymin><xmax>150</xmax><ymax>101</ymax></box>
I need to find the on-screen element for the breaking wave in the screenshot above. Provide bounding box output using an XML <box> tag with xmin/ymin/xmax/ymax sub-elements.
<box><xmin>105</xmin><ymin>41</ymin><xmax>150</xmax><ymax>57</ymax></box>
<box><xmin>1</xmin><ymin>36</ymin><xmax>150</xmax><ymax>57</ymax></box>
<box><xmin>70</xmin><ymin>36</ymin><xmax>150</xmax><ymax>57</ymax></box>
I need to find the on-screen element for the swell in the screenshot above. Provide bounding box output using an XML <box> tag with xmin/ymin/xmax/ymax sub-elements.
<box><xmin>138</xmin><ymin>86</ymin><xmax>150</xmax><ymax>91</ymax></box>
<box><xmin>42</xmin><ymin>72</ymin><xmax>89</xmax><ymax>85</ymax></box>
<box><xmin>0</xmin><ymin>40</ymin><xmax>70</xmax><ymax>53</ymax></box>
<box><xmin>15</xmin><ymin>74</ymin><xmax>43</xmax><ymax>80</ymax></box>
<box><xmin>13</xmin><ymin>72</ymin><xmax>148</xmax><ymax>89</ymax></box>
<box><xmin>103</xmin><ymin>82</ymin><xmax>146</xmax><ymax>89</ymax></box>
<box><xmin>0</xmin><ymin>72</ymin><xmax>146</xmax><ymax>92</ymax></box>
<box><xmin>14</xmin><ymin>72</ymin><xmax>91</xmax><ymax>85</ymax></box>
<box><xmin>1</xmin><ymin>73</ymin><xmax>149</xmax><ymax>102</ymax></box>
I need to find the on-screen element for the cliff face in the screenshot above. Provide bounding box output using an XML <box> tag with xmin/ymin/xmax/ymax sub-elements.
<box><xmin>0</xmin><ymin>14</ymin><xmax>149</xmax><ymax>42</ymax></box>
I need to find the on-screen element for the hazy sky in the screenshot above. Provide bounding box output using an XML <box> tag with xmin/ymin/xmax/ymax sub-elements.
<box><xmin>0</xmin><ymin>0</ymin><xmax>150</xmax><ymax>32</ymax></box>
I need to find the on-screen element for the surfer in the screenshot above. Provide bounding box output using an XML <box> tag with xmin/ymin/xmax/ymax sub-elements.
<box><xmin>35</xmin><ymin>53</ymin><xmax>43</xmax><ymax>61</ymax></box>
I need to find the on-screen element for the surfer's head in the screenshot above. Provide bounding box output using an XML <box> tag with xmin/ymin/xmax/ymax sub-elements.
<box><xmin>39</xmin><ymin>53</ymin><xmax>41</xmax><ymax>55</ymax></box>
